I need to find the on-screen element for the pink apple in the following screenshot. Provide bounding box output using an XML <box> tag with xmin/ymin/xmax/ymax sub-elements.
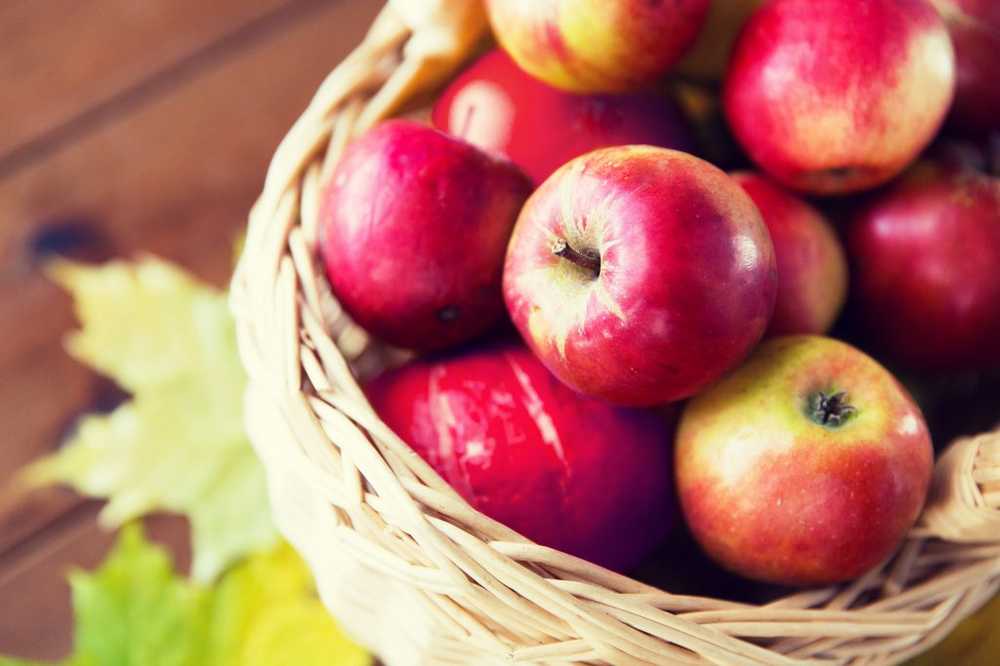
<box><xmin>484</xmin><ymin>0</ymin><xmax>710</xmax><ymax>93</ymax></box>
<box><xmin>431</xmin><ymin>49</ymin><xmax>696</xmax><ymax>186</ymax></box>
<box><xmin>676</xmin><ymin>335</ymin><xmax>933</xmax><ymax>586</ymax></box>
<box><xmin>731</xmin><ymin>172</ymin><xmax>848</xmax><ymax>336</ymax></box>
<box><xmin>724</xmin><ymin>0</ymin><xmax>956</xmax><ymax>195</ymax></box>
<box><xmin>366</xmin><ymin>343</ymin><xmax>676</xmax><ymax>572</ymax></box>
<box><xmin>503</xmin><ymin>146</ymin><xmax>777</xmax><ymax>406</ymax></box>
<box><xmin>847</xmin><ymin>160</ymin><xmax>1000</xmax><ymax>372</ymax></box>
<box><xmin>930</xmin><ymin>0</ymin><xmax>1000</xmax><ymax>134</ymax></box>
<box><xmin>318</xmin><ymin>120</ymin><xmax>532</xmax><ymax>352</ymax></box>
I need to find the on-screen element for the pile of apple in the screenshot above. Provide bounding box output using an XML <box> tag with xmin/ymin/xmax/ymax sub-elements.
<box><xmin>316</xmin><ymin>0</ymin><xmax>1000</xmax><ymax>588</ymax></box>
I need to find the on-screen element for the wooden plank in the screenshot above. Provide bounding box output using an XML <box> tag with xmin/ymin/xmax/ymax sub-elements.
<box><xmin>0</xmin><ymin>0</ymin><xmax>303</xmax><ymax>163</ymax></box>
<box><xmin>0</xmin><ymin>0</ymin><xmax>381</xmax><ymax>555</ymax></box>
<box><xmin>0</xmin><ymin>511</ymin><xmax>190</xmax><ymax>661</ymax></box>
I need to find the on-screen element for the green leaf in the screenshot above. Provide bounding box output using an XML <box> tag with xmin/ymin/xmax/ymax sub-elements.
<box><xmin>25</xmin><ymin>258</ymin><xmax>277</xmax><ymax>581</ymax></box>
<box><xmin>67</xmin><ymin>524</ymin><xmax>211</xmax><ymax>666</ymax></box>
<box><xmin>1</xmin><ymin>526</ymin><xmax>369</xmax><ymax>666</ymax></box>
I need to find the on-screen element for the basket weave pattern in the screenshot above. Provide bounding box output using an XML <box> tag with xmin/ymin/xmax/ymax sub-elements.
<box><xmin>231</xmin><ymin>2</ymin><xmax>1000</xmax><ymax>664</ymax></box>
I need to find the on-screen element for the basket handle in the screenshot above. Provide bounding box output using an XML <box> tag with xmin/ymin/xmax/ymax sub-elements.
<box><xmin>917</xmin><ymin>428</ymin><xmax>1000</xmax><ymax>543</ymax></box>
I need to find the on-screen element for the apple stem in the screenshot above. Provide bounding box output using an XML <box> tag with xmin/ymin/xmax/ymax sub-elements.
<box><xmin>552</xmin><ymin>239</ymin><xmax>600</xmax><ymax>275</ymax></box>
<box><xmin>807</xmin><ymin>390</ymin><xmax>857</xmax><ymax>428</ymax></box>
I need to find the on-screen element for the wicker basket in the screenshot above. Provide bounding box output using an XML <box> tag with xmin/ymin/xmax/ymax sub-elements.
<box><xmin>230</xmin><ymin>2</ymin><xmax>1000</xmax><ymax>664</ymax></box>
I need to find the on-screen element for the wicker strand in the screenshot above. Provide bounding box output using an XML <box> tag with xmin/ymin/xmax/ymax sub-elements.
<box><xmin>232</xmin><ymin>2</ymin><xmax>1000</xmax><ymax>664</ymax></box>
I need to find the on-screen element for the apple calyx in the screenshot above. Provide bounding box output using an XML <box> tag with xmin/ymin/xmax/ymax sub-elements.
<box><xmin>551</xmin><ymin>238</ymin><xmax>600</xmax><ymax>277</ymax></box>
<box><xmin>806</xmin><ymin>390</ymin><xmax>857</xmax><ymax>428</ymax></box>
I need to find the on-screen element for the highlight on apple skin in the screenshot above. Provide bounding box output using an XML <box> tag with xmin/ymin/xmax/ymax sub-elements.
<box><xmin>485</xmin><ymin>0</ymin><xmax>710</xmax><ymax>94</ymax></box>
<box><xmin>503</xmin><ymin>146</ymin><xmax>777</xmax><ymax>407</ymax></box>
<box><xmin>366</xmin><ymin>343</ymin><xmax>677</xmax><ymax>573</ymax></box>
<box><xmin>929</xmin><ymin>0</ymin><xmax>1000</xmax><ymax>134</ymax></box>
<box><xmin>731</xmin><ymin>172</ymin><xmax>848</xmax><ymax>337</ymax></box>
<box><xmin>724</xmin><ymin>0</ymin><xmax>956</xmax><ymax>195</ymax></box>
<box><xmin>431</xmin><ymin>49</ymin><xmax>697</xmax><ymax>186</ymax></box>
<box><xmin>847</xmin><ymin>161</ymin><xmax>1000</xmax><ymax>373</ymax></box>
<box><xmin>318</xmin><ymin>120</ymin><xmax>532</xmax><ymax>352</ymax></box>
<box><xmin>675</xmin><ymin>336</ymin><xmax>933</xmax><ymax>587</ymax></box>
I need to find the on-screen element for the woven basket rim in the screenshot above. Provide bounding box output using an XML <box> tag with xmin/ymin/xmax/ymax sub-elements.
<box><xmin>231</xmin><ymin>2</ymin><xmax>1000</xmax><ymax>664</ymax></box>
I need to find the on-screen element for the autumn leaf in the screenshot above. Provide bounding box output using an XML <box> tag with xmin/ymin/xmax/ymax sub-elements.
<box><xmin>0</xmin><ymin>525</ymin><xmax>369</xmax><ymax>666</ymax></box>
<box><xmin>24</xmin><ymin>258</ymin><xmax>277</xmax><ymax>581</ymax></box>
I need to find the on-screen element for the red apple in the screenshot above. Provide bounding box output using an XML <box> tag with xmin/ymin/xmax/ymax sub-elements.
<box><xmin>847</xmin><ymin>161</ymin><xmax>1000</xmax><ymax>372</ymax></box>
<box><xmin>930</xmin><ymin>0</ymin><xmax>1000</xmax><ymax>134</ymax></box>
<box><xmin>676</xmin><ymin>335</ymin><xmax>933</xmax><ymax>586</ymax></box>
<box><xmin>318</xmin><ymin>120</ymin><xmax>532</xmax><ymax>352</ymax></box>
<box><xmin>366</xmin><ymin>344</ymin><xmax>676</xmax><ymax>572</ymax></box>
<box><xmin>431</xmin><ymin>49</ymin><xmax>696</xmax><ymax>186</ymax></box>
<box><xmin>731</xmin><ymin>172</ymin><xmax>848</xmax><ymax>336</ymax></box>
<box><xmin>724</xmin><ymin>0</ymin><xmax>956</xmax><ymax>195</ymax></box>
<box><xmin>484</xmin><ymin>0</ymin><xmax>710</xmax><ymax>93</ymax></box>
<box><xmin>503</xmin><ymin>146</ymin><xmax>777</xmax><ymax>406</ymax></box>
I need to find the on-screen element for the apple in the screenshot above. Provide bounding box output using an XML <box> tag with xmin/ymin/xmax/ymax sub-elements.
<box><xmin>366</xmin><ymin>343</ymin><xmax>676</xmax><ymax>572</ymax></box>
<box><xmin>431</xmin><ymin>49</ymin><xmax>696</xmax><ymax>186</ymax></box>
<box><xmin>503</xmin><ymin>146</ymin><xmax>777</xmax><ymax>406</ymax></box>
<box><xmin>318</xmin><ymin>120</ymin><xmax>532</xmax><ymax>352</ymax></box>
<box><xmin>731</xmin><ymin>172</ymin><xmax>848</xmax><ymax>336</ymax></box>
<box><xmin>929</xmin><ymin>0</ymin><xmax>1000</xmax><ymax>134</ymax></box>
<box><xmin>676</xmin><ymin>335</ymin><xmax>933</xmax><ymax>586</ymax></box>
<box><xmin>724</xmin><ymin>0</ymin><xmax>956</xmax><ymax>195</ymax></box>
<box><xmin>484</xmin><ymin>0</ymin><xmax>710</xmax><ymax>94</ymax></box>
<box><xmin>847</xmin><ymin>161</ymin><xmax>1000</xmax><ymax>372</ymax></box>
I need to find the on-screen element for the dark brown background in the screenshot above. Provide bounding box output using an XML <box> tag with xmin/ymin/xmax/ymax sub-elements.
<box><xmin>0</xmin><ymin>1</ymin><xmax>380</xmax><ymax>659</ymax></box>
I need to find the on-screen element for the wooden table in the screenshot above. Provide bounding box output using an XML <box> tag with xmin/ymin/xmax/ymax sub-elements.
<box><xmin>0</xmin><ymin>1</ymin><xmax>380</xmax><ymax>659</ymax></box>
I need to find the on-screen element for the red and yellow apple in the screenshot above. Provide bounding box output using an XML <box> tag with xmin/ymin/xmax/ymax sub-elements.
<box><xmin>431</xmin><ymin>49</ymin><xmax>696</xmax><ymax>186</ymax></box>
<box><xmin>319</xmin><ymin>120</ymin><xmax>532</xmax><ymax>352</ymax></box>
<box><xmin>930</xmin><ymin>0</ymin><xmax>1000</xmax><ymax>134</ymax></box>
<box><xmin>484</xmin><ymin>0</ymin><xmax>710</xmax><ymax>93</ymax></box>
<box><xmin>503</xmin><ymin>146</ymin><xmax>777</xmax><ymax>406</ymax></box>
<box><xmin>676</xmin><ymin>336</ymin><xmax>933</xmax><ymax>586</ymax></box>
<box><xmin>847</xmin><ymin>161</ymin><xmax>1000</xmax><ymax>372</ymax></box>
<box><xmin>724</xmin><ymin>0</ymin><xmax>956</xmax><ymax>194</ymax></box>
<box><xmin>731</xmin><ymin>172</ymin><xmax>848</xmax><ymax>336</ymax></box>
<box><xmin>366</xmin><ymin>343</ymin><xmax>676</xmax><ymax>572</ymax></box>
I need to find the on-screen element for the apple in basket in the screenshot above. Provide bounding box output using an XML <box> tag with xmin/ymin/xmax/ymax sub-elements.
<box><xmin>431</xmin><ymin>48</ymin><xmax>697</xmax><ymax>186</ymax></box>
<box><xmin>847</xmin><ymin>160</ymin><xmax>1000</xmax><ymax>373</ymax></box>
<box><xmin>484</xmin><ymin>0</ymin><xmax>711</xmax><ymax>93</ymax></box>
<box><xmin>318</xmin><ymin>120</ymin><xmax>532</xmax><ymax>352</ymax></box>
<box><xmin>929</xmin><ymin>0</ymin><xmax>1000</xmax><ymax>133</ymax></box>
<box><xmin>675</xmin><ymin>336</ymin><xmax>933</xmax><ymax>586</ymax></box>
<box><xmin>503</xmin><ymin>146</ymin><xmax>777</xmax><ymax>406</ymax></box>
<box><xmin>730</xmin><ymin>172</ymin><xmax>848</xmax><ymax>337</ymax></box>
<box><xmin>724</xmin><ymin>0</ymin><xmax>956</xmax><ymax>194</ymax></box>
<box><xmin>365</xmin><ymin>343</ymin><xmax>676</xmax><ymax>573</ymax></box>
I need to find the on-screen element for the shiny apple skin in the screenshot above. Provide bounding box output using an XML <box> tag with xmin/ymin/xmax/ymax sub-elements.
<box><xmin>731</xmin><ymin>172</ymin><xmax>848</xmax><ymax>337</ymax></box>
<box><xmin>318</xmin><ymin>120</ymin><xmax>532</xmax><ymax>352</ymax></box>
<box><xmin>431</xmin><ymin>49</ymin><xmax>696</xmax><ymax>186</ymax></box>
<box><xmin>676</xmin><ymin>336</ymin><xmax>933</xmax><ymax>587</ymax></box>
<box><xmin>847</xmin><ymin>162</ymin><xmax>1000</xmax><ymax>372</ymax></box>
<box><xmin>724</xmin><ymin>0</ymin><xmax>955</xmax><ymax>195</ymax></box>
<box><xmin>503</xmin><ymin>146</ymin><xmax>777</xmax><ymax>406</ymax></box>
<box><xmin>484</xmin><ymin>0</ymin><xmax>710</xmax><ymax>93</ymax></box>
<box><xmin>930</xmin><ymin>0</ymin><xmax>1000</xmax><ymax>134</ymax></box>
<box><xmin>366</xmin><ymin>344</ymin><xmax>676</xmax><ymax>572</ymax></box>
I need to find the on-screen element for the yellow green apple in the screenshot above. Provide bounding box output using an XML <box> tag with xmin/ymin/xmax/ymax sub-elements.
<box><xmin>485</xmin><ymin>0</ymin><xmax>710</xmax><ymax>93</ymax></box>
<box><xmin>676</xmin><ymin>336</ymin><xmax>933</xmax><ymax>586</ymax></box>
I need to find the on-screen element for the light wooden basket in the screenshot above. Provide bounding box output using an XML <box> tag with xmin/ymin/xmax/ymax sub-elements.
<box><xmin>230</xmin><ymin>2</ymin><xmax>1000</xmax><ymax>664</ymax></box>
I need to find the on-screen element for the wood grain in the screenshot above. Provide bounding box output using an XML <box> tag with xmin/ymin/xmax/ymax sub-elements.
<box><xmin>0</xmin><ymin>0</ymin><xmax>380</xmax><ymax>492</ymax></box>
<box><xmin>0</xmin><ymin>0</ymin><xmax>301</xmax><ymax>164</ymax></box>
